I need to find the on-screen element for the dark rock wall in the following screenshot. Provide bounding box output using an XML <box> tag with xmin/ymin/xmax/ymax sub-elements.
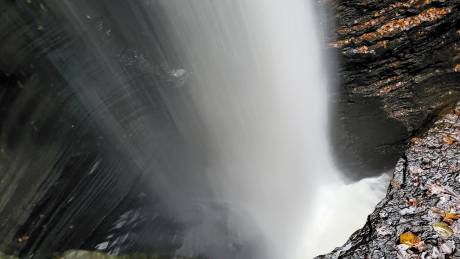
<box><xmin>320</xmin><ymin>0</ymin><xmax>460</xmax><ymax>257</ymax></box>
<box><xmin>327</xmin><ymin>0</ymin><xmax>460</xmax><ymax>179</ymax></box>
<box><xmin>0</xmin><ymin>1</ymin><xmax>187</xmax><ymax>258</ymax></box>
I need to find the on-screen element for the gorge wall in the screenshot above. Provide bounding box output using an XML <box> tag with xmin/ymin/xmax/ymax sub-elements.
<box><xmin>322</xmin><ymin>0</ymin><xmax>460</xmax><ymax>257</ymax></box>
<box><xmin>328</xmin><ymin>0</ymin><xmax>460</xmax><ymax>180</ymax></box>
<box><xmin>1</xmin><ymin>0</ymin><xmax>460</xmax><ymax>258</ymax></box>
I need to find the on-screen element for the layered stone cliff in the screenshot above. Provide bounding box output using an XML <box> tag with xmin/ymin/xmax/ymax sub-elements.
<box><xmin>0</xmin><ymin>1</ymin><xmax>187</xmax><ymax>258</ymax></box>
<box><xmin>321</xmin><ymin>0</ymin><xmax>460</xmax><ymax>257</ymax></box>
<box><xmin>328</xmin><ymin>0</ymin><xmax>460</xmax><ymax>179</ymax></box>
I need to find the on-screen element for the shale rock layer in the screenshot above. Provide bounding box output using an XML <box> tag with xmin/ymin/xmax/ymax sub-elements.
<box><xmin>328</xmin><ymin>0</ymin><xmax>460</xmax><ymax>179</ymax></box>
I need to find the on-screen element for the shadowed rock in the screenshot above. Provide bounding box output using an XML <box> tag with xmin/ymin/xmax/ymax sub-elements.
<box><xmin>327</xmin><ymin>0</ymin><xmax>460</xmax><ymax>179</ymax></box>
<box><xmin>318</xmin><ymin>103</ymin><xmax>460</xmax><ymax>258</ymax></box>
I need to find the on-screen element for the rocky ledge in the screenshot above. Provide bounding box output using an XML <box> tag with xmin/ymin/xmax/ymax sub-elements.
<box><xmin>318</xmin><ymin>103</ymin><xmax>460</xmax><ymax>258</ymax></box>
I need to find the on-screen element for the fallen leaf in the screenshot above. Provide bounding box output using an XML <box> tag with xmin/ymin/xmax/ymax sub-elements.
<box><xmin>454</xmin><ymin>64</ymin><xmax>460</xmax><ymax>72</ymax></box>
<box><xmin>410</xmin><ymin>137</ymin><xmax>422</xmax><ymax>146</ymax></box>
<box><xmin>432</xmin><ymin>222</ymin><xmax>454</xmax><ymax>238</ymax></box>
<box><xmin>442</xmin><ymin>134</ymin><xmax>456</xmax><ymax>145</ymax></box>
<box><xmin>399</xmin><ymin>232</ymin><xmax>421</xmax><ymax>246</ymax></box>
<box><xmin>443</xmin><ymin>212</ymin><xmax>460</xmax><ymax>224</ymax></box>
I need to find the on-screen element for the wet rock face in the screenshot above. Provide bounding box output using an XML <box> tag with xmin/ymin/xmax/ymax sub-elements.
<box><xmin>327</xmin><ymin>0</ymin><xmax>460</xmax><ymax>179</ymax></box>
<box><xmin>318</xmin><ymin>103</ymin><xmax>460</xmax><ymax>258</ymax></box>
<box><xmin>0</xmin><ymin>1</ymin><xmax>187</xmax><ymax>258</ymax></box>
<box><xmin>330</xmin><ymin>0</ymin><xmax>460</xmax><ymax>126</ymax></box>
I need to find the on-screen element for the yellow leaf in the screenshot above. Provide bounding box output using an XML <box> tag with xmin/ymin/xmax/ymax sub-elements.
<box><xmin>443</xmin><ymin>212</ymin><xmax>460</xmax><ymax>223</ymax></box>
<box><xmin>399</xmin><ymin>232</ymin><xmax>421</xmax><ymax>246</ymax></box>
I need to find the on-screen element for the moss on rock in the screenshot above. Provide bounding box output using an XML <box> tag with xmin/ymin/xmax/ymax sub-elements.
<box><xmin>0</xmin><ymin>252</ymin><xmax>17</xmax><ymax>259</ymax></box>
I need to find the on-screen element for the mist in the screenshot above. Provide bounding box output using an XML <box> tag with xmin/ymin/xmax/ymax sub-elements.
<box><xmin>153</xmin><ymin>0</ymin><xmax>386</xmax><ymax>258</ymax></box>
<box><xmin>47</xmin><ymin>0</ymin><xmax>389</xmax><ymax>258</ymax></box>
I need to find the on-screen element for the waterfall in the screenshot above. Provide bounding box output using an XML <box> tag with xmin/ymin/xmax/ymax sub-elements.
<box><xmin>155</xmin><ymin>0</ymin><xmax>336</xmax><ymax>258</ymax></box>
<box><xmin>153</xmin><ymin>1</ymin><xmax>390</xmax><ymax>258</ymax></box>
<box><xmin>53</xmin><ymin>0</ymin><xmax>388</xmax><ymax>257</ymax></box>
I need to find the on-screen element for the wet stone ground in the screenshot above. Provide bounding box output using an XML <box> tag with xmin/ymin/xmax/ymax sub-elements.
<box><xmin>318</xmin><ymin>102</ymin><xmax>460</xmax><ymax>258</ymax></box>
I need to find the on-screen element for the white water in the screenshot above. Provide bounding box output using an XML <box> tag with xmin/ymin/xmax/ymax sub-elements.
<box><xmin>303</xmin><ymin>174</ymin><xmax>389</xmax><ymax>257</ymax></box>
<box><xmin>57</xmin><ymin>0</ymin><xmax>389</xmax><ymax>257</ymax></box>
<box><xmin>155</xmin><ymin>1</ymin><xmax>388</xmax><ymax>258</ymax></box>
